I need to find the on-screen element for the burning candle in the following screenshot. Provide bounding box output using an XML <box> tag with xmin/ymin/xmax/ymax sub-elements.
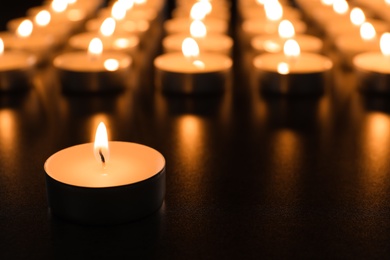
<box><xmin>251</xmin><ymin>19</ymin><xmax>323</xmax><ymax>54</ymax></box>
<box><xmin>0</xmin><ymin>19</ymin><xmax>56</xmax><ymax>65</ymax></box>
<box><xmin>68</xmin><ymin>17</ymin><xmax>140</xmax><ymax>54</ymax></box>
<box><xmin>162</xmin><ymin>20</ymin><xmax>233</xmax><ymax>55</ymax></box>
<box><xmin>0</xmin><ymin>38</ymin><xmax>37</xmax><ymax>92</ymax></box>
<box><xmin>44</xmin><ymin>122</ymin><xmax>166</xmax><ymax>225</ymax></box>
<box><xmin>354</xmin><ymin>32</ymin><xmax>390</xmax><ymax>94</ymax></box>
<box><xmin>154</xmin><ymin>37</ymin><xmax>233</xmax><ymax>94</ymax></box>
<box><xmin>253</xmin><ymin>39</ymin><xmax>333</xmax><ymax>95</ymax></box>
<box><xmin>53</xmin><ymin>37</ymin><xmax>132</xmax><ymax>94</ymax></box>
<box><xmin>335</xmin><ymin>22</ymin><xmax>380</xmax><ymax>68</ymax></box>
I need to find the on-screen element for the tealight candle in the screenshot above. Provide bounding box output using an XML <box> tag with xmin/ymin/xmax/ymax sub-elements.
<box><xmin>68</xmin><ymin>17</ymin><xmax>140</xmax><ymax>54</ymax></box>
<box><xmin>154</xmin><ymin>37</ymin><xmax>233</xmax><ymax>94</ymax></box>
<box><xmin>251</xmin><ymin>19</ymin><xmax>323</xmax><ymax>54</ymax></box>
<box><xmin>335</xmin><ymin>22</ymin><xmax>380</xmax><ymax>68</ymax></box>
<box><xmin>162</xmin><ymin>20</ymin><xmax>233</xmax><ymax>55</ymax></box>
<box><xmin>354</xmin><ymin>33</ymin><xmax>390</xmax><ymax>94</ymax></box>
<box><xmin>53</xmin><ymin>38</ymin><xmax>132</xmax><ymax>94</ymax></box>
<box><xmin>44</xmin><ymin>122</ymin><xmax>166</xmax><ymax>225</ymax></box>
<box><xmin>0</xmin><ymin>38</ymin><xmax>37</xmax><ymax>92</ymax></box>
<box><xmin>164</xmin><ymin>17</ymin><xmax>228</xmax><ymax>35</ymax></box>
<box><xmin>253</xmin><ymin>39</ymin><xmax>333</xmax><ymax>95</ymax></box>
<box><xmin>0</xmin><ymin>19</ymin><xmax>56</xmax><ymax>65</ymax></box>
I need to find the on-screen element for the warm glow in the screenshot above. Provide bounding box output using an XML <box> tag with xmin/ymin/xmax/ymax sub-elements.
<box><xmin>17</xmin><ymin>20</ymin><xmax>33</xmax><ymax>38</ymax></box>
<box><xmin>264</xmin><ymin>0</ymin><xmax>283</xmax><ymax>21</ymax></box>
<box><xmin>333</xmin><ymin>0</ymin><xmax>349</xmax><ymax>15</ymax></box>
<box><xmin>35</xmin><ymin>10</ymin><xmax>51</xmax><ymax>26</ymax></box>
<box><xmin>51</xmin><ymin>0</ymin><xmax>68</xmax><ymax>13</ymax></box>
<box><xmin>104</xmin><ymin>59</ymin><xmax>120</xmax><ymax>71</ymax></box>
<box><xmin>111</xmin><ymin>1</ymin><xmax>127</xmax><ymax>21</ymax></box>
<box><xmin>380</xmin><ymin>33</ymin><xmax>390</xmax><ymax>56</ymax></box>
<box><xmin>114</xmin><ymin>38</ymin><xmax>132</xmax><ymax>48</ymax></box>
<box><xmin>198</xmin><ymin>0</ymin><xmax>212</xmax><ymax>15</ymax></box>
<box><xmin>386</xmin><ymin>0</ymin><xmax>390</xmax><ymax>5</ymax></box>
<box><xmin>321</xmin><ymin>0</ymin><xmax>334</xmax><ymax>6</ymax></box>
<box><xmin>134</xmin><ymin>0</ymin><xmax>146</xmax><ymax>4</ymax></box>
<box><xmin>278</xmin><ymin>20</ymin><xmax>295</xmax><ymax>39</ymax></box>
<box><xmin>256</xmin><ymin>0</ymin><xmax>266</xmax><ymax>5</ymax></box>
<box><xmin>283</xmin><ymin>39</ymin><xmax>300</xmax><ymax>58</ymax></box>
<box><xmin>182</xmin><ymin>37</ymin><xmax>199</xmax><ymax>59</ymax></box>
<box><xmin>0</xmin><ymin>38</ymin><xmax>3</xmax><ymax>55</ymax></box>
<box><xmin>88</xmin><ymin>38</ymin><xmax>103</xmax><ymax>58</ymax></box>
<box><xmin>350</xmin><ymin>8</ymin><xmax>365</xmax><ymax>26</ymax></box>
<box><xmin>190</xmin><ymin>2</ymin><xmax>207</xmax><ymax>20</ymax></box>
<box><xmin>277</xmin><ymin>62</ymin><xmax>290</xmax><ymax>74</ymax></box>
<box><xmin>118</xmin><ymin>0</ymin><xmax>134</xmax><ymax>10</ymax></box>
<box><xmin>100</xmin><ymin>17</ymin><xmax>116</xmax><ymax>37</ymax></box>
<box><xmin>94</xmin><ymin>122</ymin><xmax>109</xmax><ymax>167</ymax></box>
<box><xmin>190</xmin><ymin>20</ymin><xmax>207</xmax><ymax>38</ymax></box>
<box><xmin>67</xmin><ymin>0</ymin><xmax>77</xmax><ymax>4</ymax></box>
<box><xmin>263</xmin><ymin>40</ymin><xmax>282</xmax><ymax>52</ymax></box>
<box><xmin>360</xmin><ymin>22</ymin><xmax>376</xmax><ymax>41</ymax></box>
<box><xmin>192</xmin><ymin>60</ymin><xmax>205</xmax><ymax>69</ymax></box>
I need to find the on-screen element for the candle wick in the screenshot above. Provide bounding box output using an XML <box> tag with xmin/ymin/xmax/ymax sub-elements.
<box><xmin>99</xmin><ymin>149</ymin><xmax>105</xmax><ymax>168</ymax></box>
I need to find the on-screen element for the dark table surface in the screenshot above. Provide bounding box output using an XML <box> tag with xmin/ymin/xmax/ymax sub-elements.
<box><xmin>2</xmin><ymin>1</ymin><xmax>390</xmax><ymax>259</ymax></box>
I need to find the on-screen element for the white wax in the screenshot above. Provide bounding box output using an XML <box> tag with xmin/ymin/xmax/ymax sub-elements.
<box><xmin>253</xmin><ymin>53</ymin><xmax>333</xmax><ymax>73</ymax></box>
<box><xmin>251</xmin><ymin>34</ymin><xmax>323</xmax><ymax>53</ymax></box>
<box><xmin>162</xmin><ymin>33</ymin><xmax>233</xmax><ymax>55</ymax></box>
<box><xmin>0</xmin><ymin>51</ymin><xmax>36</xmax><ymax>70</ymax></box>
<box><xmin>353</xmin><ymin>52</ymin><xmax>390</xmax><ymax>74</ymax></box>
<box><xmin>154</xmin><ymin>52</ymin><xmax>232</xmax><ymax>73</ymax></box>
<box><xmin>164</xmin><ymin>17</ymin><xmax>228</xmax><ymax>35</ymax></box>
<box><xmin>53</xmin><ymin>52</ymin><xmax>132</xmax><ymax>72</ymax></box>
<box><xmin>45</xmin><ymin>142</ymin><xmax>165</xmax><ymax>188</ymax></box>
<box><xmin>69</xmin><ymin>32</ymin><xmax>139</xmax><ymax>53</ymax></box>
<box><xmin>242</xmin><ymin>18</ymin><xmax>307</xmax><ymax>37</ymax></box>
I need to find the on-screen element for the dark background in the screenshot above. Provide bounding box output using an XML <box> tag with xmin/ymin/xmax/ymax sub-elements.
<box><xmin>2</xmin><ymin>0</ymin><xmax>390</xmax><ymax>259</ymax></box>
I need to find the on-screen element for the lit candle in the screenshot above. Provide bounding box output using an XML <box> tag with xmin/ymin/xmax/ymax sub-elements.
<box><xmin>162</xmin><ymin>20</ymin><xmax>233</xmax><ymax>55</ymax></box>
<box><xmin>171</xmin><ymin>0</ymin><xmax>231</xmax><ymax>21</ymax></box>
<box><xmin>353</xmin><ymin>32</ymin><xmax>390</xmax><ymax>94</ymax></box>
<box><xmin>154</xmin><ymin>37</ymin><xmax>233</xmax><ymax>94</ymax></box>
<box><xmin>44</xmin><ymin>122</ymin><xmax>166</xmax><ymax>225</ymax></box>
<box><xmin>253</xmin><ymin>39</ymin><xmax>333</xmax><ymax>95</ymax></box>
<box><xmin>68</xmin><ymin>17</ymin><xmax>140</xmax><ymax>54</ymax></box>
<box><xmin>251</xmin><ymin>19</ymin><xmax>323</xmax><ymax>54</ymax></box>
<box><xmin>53</xmin><ymin>38</ymin><xmax>132</xmax><ymax>94</ymax></box>
<box><xmin>335</xmin><ymin>22</ymin><xmax>380</xmax><ymax>68</ymax></box>
<box><xmin>239</xmin><ymin>0</ymin><xmax>302</xmax><ymax>21</ymax></box>
<box><xmin>0</xmin><ymin>38</ymin><xmax>37</xmax><ymax>92</ymax></box>
<box><xmin>0</xmin><ymin>19</ymin><xmax>56</xmax><ymax>65</ymax></box>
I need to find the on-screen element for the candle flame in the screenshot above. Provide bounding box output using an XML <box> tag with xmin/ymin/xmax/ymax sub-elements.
<box><xmin>321</xmin><ymin>0</ymin><xmax>334</xmax><ymax>5</ymax></box>
<box><xmin>182</xmin><ymin>37</ymin><xmax>199</xmax><ymax>59</ymax></box>
<box><xmin>380</xmin><ymin>33</ymin><xmax>390</xmax><ymax>56</ymax></box>
<box><xmin>264</xmin><ymin>0</ymin><xmax>283</xmax><ymax>21</ymax></box>
<box><xmin>51</xmin><ymin>0</ymin><xmax>68</xmax><ymax>13</ymax></box>
<box><xmin>134</xmin><ymin>0</ymin><xmax>146</xmax><ymax>5</ymax></box>
<box><xmin>284</xmin><ymin>39</ymin><xmax>300</xmax><ymax>58</ymax></box>
<box><xmin>118</xmin><ymin>0</ymin><xmax>134</xmax><ymax>10</ymax></box>
<box><xmin>111</xmin><ymin>1</ymin><xmax>127</xmax><ymax>21</ymax></box>
<box><xmin>360</xmin><ymin>22</ymin><xmax>376</xmax><ymax>41</ymax></box>
<box><xmin>333</xmin><ymin>0</ymin><xmax>349</xmax><ymax>15</ymax></box>
<box><xmin>35</xmin><ymin>10</ymin><xmax>51</xmax><ymax>27</ymax></box>
<box><xmin>0</xmin><ymin>38</ymin><xmax>3</xmax><ymax>55</ymax></box>
<box><xmin>278</xmin><ymin>20</ymin><xmax>295</xmax><ymax>39</ymax></box>
<box><xmin>190</xmin><ymin>2</ymin><xmax>207</xmax><ymax>20</ymax></box>
<box><xmin>104</xmin><ymin>59</ymin><xmax>120</xmax><ymax>71</ymax></box>
<box><xmin>190</xmin><ymin>20</ymin><xmax>207</xmax><ymax>38</ymax></box>
<box><xmin>88</xmin><ymin>38</ymin><xmax>103</xmax><ymax>58</ymax></box>
<box><xmin>100</xmin><ymin>17</ymin><xmax>116</xmax><ymax>37</ymax></box>
<box><xmin>350</xmin><ymin>7</ymin><xmax>365</xmax><ymax>26</ymax></box>
<box><xmin>277</xmin><ymin>62</ymin><xmax>290</xmax><ymax>74</ymax></box>
<box><xmin>94</xmin><ymin>122</ymin><xmax>109</xmax><ymax>168</ymax></box>
<box><xmin>198</xmin><ymin>0</ymin><xmax>212</xmax><ymax>15</ymax></box>
<box><xmin>256</xmin><ymin>0</ymin><xmax>266</xmax><ymax>5</ymax></box>
<box><xmin>67</xmin><ymin>0</ymin><xmax>77</xmax><ymax>4</ymax></box>
<box><xmin>386</xmin><ymin>0</ymin><xmax>390</xmax><ymax>5</ymax></box>
<box><xmin>17</xmin><ymin>20</ymin><xmax>33</xmax><ymax>38</ymax></box>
